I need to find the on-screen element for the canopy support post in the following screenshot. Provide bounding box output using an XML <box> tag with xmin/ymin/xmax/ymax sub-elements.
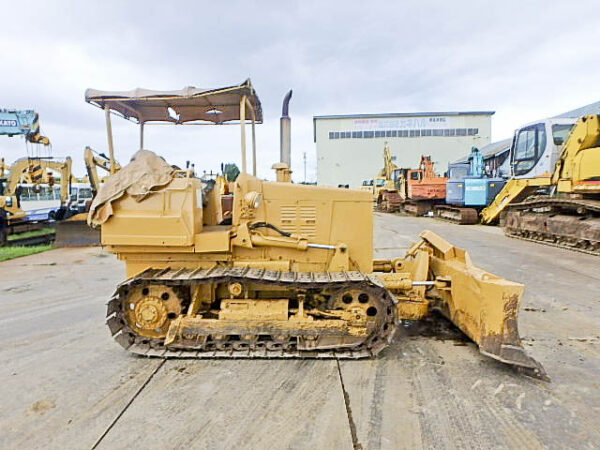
<box><xmin>240</xmin><ymin>95</ymin><xmax>247</xmax><ymax>174</ymax></box>
<box><xmin>245</xmin><ymin>97</ymin><xmax>257</xmax><ymax>176</ymax></box>
<box><xmin>104</xmin><ymin>107</ymin><xmax>116</xmax><ymax>174</ymax></box>
<box><xmin>139</xmin><ymin>122</ymin><xmax>145</xmax><ymax>150</ymax></box>
<box><xmin>251</xmin><ymin>119</ymin><xmax>256</xmax><ymax>176</ymax></box>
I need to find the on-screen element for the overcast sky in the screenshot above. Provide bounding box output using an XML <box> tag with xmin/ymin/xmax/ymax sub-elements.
<box><xmin>1</xmin><ymin>0</ymin><xmax>598</xmax><ymax>181</ymax></box>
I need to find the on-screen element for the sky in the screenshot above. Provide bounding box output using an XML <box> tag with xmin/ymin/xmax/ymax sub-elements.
<box><xmin>1</xmin><ymin>0</ymin><xmax>598</xmax><ymax>181</ymax></box>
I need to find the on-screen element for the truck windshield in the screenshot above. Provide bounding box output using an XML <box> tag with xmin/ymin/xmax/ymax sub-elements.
<box><xmin>552</xmin><ymin>124</ymin><xmax>574</xmax><ymax>145</ymax></box>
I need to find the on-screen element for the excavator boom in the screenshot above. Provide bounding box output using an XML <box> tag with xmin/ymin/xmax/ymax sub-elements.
<box><xmin>84</xmin><ymin>146</ymin><xmax>121</xmax><ymax>196</ymax></box>
<box><xmin>5</xmin><ymin>157</ymin><xmax>72</xmax><ymax>204</ymax></box>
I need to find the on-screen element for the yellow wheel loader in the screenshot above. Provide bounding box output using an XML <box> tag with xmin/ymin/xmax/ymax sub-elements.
<box><xmin>86</xmin><ymin>80</ymin><xmax>545</xmax><ymax>379</ymax></box>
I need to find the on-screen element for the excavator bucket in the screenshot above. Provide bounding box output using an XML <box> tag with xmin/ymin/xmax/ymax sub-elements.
<box><xmin>414</xmin><ymin>231</ymin><xmax>547</xmax><ymax>380</ymax></box>
<box><xmin>54</xmin><ymin>213</ymin><xmax>100</xmax><ymax>247</ymax></box>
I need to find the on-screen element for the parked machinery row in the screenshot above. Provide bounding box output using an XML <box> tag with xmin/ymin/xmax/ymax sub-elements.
<box><xmin>366</xmin><ymin>113</ymin><xmax>599</xmax><ymax>256</ymax></box>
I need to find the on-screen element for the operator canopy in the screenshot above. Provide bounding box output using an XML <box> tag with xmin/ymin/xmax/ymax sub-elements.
<box><xmin>85</xmin><ymin>79</ymin><xmax>262</xmax><ymax>124</ymax></box>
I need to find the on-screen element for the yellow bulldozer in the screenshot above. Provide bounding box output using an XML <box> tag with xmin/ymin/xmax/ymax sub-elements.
<box><xmin>87</xmin><ymin>80</ymin><xmax>545</xmax><ymax>379</ymax></box>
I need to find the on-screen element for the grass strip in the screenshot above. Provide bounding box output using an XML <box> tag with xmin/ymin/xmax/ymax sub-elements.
<box><xmin>0</xmin><ymin>245</ymin><xmax>53</xmax><ymax>262</ymax></box>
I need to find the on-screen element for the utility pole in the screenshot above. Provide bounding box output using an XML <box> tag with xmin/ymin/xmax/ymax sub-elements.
<box><xmin>303</xmin><ymin>152</ymin><xmax>307</xmax><ymax>183</ymax></box>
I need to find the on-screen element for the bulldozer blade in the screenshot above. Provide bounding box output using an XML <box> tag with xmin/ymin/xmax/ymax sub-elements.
<box><xmin>54</xmin><ymin>213</ymin><xmax>100</xmax><ymax>247</ymax></box>
<box><xmin>418</xmin><ymin>231</ymin><xmax>548</xmax><ymax>380</ymax></box>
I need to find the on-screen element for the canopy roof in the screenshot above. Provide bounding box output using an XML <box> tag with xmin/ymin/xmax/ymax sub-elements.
<box><xmin>85</xmin><ymin>79</ymin><xmax>262</xmax><ymax>124</ymax></box>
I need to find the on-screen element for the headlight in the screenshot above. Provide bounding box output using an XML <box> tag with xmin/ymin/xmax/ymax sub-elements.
<box><xmin>5</xmin><ymin>196</ymin><xmax>12</xmax><ymax>207</ymax></box>
<box><xmin>244</xmin><ymin>191</ymin><xmax>263</xmax><ymax>209</ymax></box>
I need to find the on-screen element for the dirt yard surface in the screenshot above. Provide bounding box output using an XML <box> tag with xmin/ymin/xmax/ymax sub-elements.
<box><xmin>1</xmin><ymin>213</ymin><xmax>599</xmax><ymax>449</ymax></box>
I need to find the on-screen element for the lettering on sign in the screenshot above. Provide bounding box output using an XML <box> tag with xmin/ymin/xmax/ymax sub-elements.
<box><xmin>353</xmin><ymin>117</ymin><xmax>450</xmax><ymax>130</ymax></box>
<box><xmin>0</xmin><ymin>119</ymin><xmax>18</xmax><ymax>127</ymax></box>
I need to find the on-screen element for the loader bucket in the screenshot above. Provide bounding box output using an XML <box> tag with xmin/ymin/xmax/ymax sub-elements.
<box><xmin>54</xmin><ymin>213</ymin><xmax>100</xmax><ymax>247</ymax></box>
<box><xmin>417</xmin><ymin>231</ymin><xmax>547</xmax><ymax>380</ymax></box>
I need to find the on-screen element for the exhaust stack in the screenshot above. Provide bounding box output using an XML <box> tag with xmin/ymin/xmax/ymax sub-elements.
<box><xmin>273</xmin><ymin>90</ymin><xmax>293</xmax><ymax>182</ymax></box>
<box><xmin>280</xmin><ymin>90</ymin><xmax>293</xmax><ymax>166</ymax></box>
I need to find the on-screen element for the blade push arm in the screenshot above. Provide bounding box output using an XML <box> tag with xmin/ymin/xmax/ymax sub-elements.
<box><xmin>375</xmin><ymin>230</ymin><xmax>547</xmax><ymax>380</ymax></box>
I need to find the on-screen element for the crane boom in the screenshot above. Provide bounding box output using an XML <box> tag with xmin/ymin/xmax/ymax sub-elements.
<box><xmin>0</xmin><ymin>109</ymin><xmax>50</xmax><ymax>146</ymax></box>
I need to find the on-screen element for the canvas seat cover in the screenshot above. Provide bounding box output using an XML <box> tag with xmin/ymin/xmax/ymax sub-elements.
<box><xmin>88</xmin><ymin>150</ymin><xmax>175</xmax><ymax>226</ymax></box>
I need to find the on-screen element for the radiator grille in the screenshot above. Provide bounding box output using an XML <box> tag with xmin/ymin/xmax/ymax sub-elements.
<box><xmin>279</xmin><ymin>205</ymin><xmax>317</xmax><ymax>238</ymax></box>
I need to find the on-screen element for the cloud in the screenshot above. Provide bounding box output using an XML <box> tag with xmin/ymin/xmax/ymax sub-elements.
<box><xmin>0</xmin><ymin>0</ymin><xmax>598</xmax><ymax>180</ymax></box>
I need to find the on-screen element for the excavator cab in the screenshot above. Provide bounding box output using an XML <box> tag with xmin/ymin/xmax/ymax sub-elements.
<box><xmin>510</xmin><ymin>118</ymin><xmax>576</xmax><ymax>179</ymax></box>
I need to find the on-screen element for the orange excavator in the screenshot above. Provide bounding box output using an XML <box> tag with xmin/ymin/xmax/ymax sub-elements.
<box><xmin>394</xmin><ymin>155</ymin><xmax>447</xmax><ymax>216</ymax></box>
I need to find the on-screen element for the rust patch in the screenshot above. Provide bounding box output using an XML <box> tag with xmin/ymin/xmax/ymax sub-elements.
<box><xmin>504</xmin><ymin>293</ymin><xmax>519</xmax><ymax>315</ymax></box>
<box><xmin>27</xmin><ymin>398</ymin><xmax>56</xmax><ymax>415</ymax></box>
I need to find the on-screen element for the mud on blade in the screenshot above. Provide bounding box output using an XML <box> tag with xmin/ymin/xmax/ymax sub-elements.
<box><xmin>407</xmin><ymin>231</ymin><xmax>548</xmax><ymax>380</ymax></box>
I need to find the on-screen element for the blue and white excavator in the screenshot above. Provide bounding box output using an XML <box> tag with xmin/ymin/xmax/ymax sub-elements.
<box><xmin>434</xmin><ymin>146</ymin><xmax>507</xmax><ymax>224</ymax></box>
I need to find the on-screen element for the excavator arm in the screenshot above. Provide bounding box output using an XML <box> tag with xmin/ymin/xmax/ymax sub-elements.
<box><xmin>84</xmin><ymin>146</ymin><xmax>120</xmax><ymax>196</ymax></box>
<box><xmin>480</xmin><ymin>177</ymin><xmax>551</xmax><ymax>223</ymax></box>
<box><xmin>379</xmin><ymin>142</ymin><xmax>398</xmax><ymax>180</ymax></box>
<box><xmin>6</xmin><ymin>157</ymin><xmax>71</xmax><ymax>199</ymax></box>
<box><xmin>552</xmin><ymin>114</ymin><xmax>600</xmax><ymax>194</ymax></box>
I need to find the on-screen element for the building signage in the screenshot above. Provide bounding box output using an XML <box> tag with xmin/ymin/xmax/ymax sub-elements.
<box><xmin>353</xmin><ymin>117</ymin><xmax>449</xmax><ymax>130</ymax></box>
<box><xmin>0</xmin><ymin>119</ymin><xmax>18</xmax><ymax>127</ymax></box>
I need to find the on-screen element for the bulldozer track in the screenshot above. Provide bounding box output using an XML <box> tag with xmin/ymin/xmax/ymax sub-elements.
<box><xmin>106</xmin><ymin>267</ymin><xmax>398</xmax><ymax>359</ymax></box>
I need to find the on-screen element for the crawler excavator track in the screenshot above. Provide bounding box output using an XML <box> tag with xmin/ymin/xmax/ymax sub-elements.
<box><xmin>434</xmin><ymin>205</ymin><xmax>479</xmax><ymax>224</ymax></box>
<box><xmin>376</xmin><ymin>191</ymin><xmax>402</xmax><ymax>213</ymax></box>
<box><xmin>504</xmin><ymin>198</ymin><xmax>600</xmax><ymax>256</ymax></box>
<box><xmin>106</xmin><ymin>267</ymin><xmax>397</xmax><ymax>359</ymax></box>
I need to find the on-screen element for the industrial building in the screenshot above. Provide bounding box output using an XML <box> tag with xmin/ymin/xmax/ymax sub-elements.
<box><xmin>313</xmin><ymin>111</ymin><xmax>493</xmax><ymax>188</ymax></box>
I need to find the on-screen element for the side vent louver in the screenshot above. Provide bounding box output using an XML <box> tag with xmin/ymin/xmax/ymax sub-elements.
<box><xmin>280</xmin><ymin>205</ymin><xmax>317</xmax><ymax>238</ymax></box>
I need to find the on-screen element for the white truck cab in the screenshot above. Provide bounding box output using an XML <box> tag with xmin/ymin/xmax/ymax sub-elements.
<box><xmin>510</xmin><ymin>117</ymin><xmax>577</xmax><ymax>179</ymax></box>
